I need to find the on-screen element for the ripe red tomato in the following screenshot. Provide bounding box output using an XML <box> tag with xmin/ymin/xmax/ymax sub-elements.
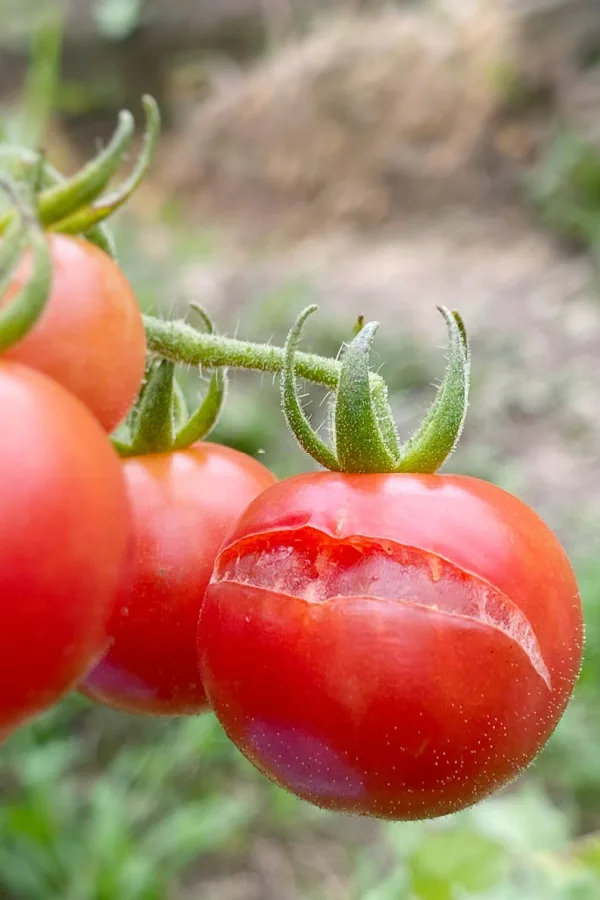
<box><xmin>82</xmin><ymin>443</ymin><xmax>276</xmax><ymax>716</ymax></box>
<box><xmin>1</xmin><ymin>234</ymin><xmax>146</xmax><ymax>432</ymax></box>
<box><xmin>199</xmin><ymin>472</ymin><xmax>583</xmax><ymax>820</ymax></box>
<box><xmin>0</xmin><ymin>361</ymin><xmax>130</xmax><ymax>736</ymax></box>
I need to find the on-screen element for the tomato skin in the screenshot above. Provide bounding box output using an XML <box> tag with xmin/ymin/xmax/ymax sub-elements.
<box><xmin>82</xmin><ymin>443</ymin><xmax>276</xmax><ymax>716</ymax></box>
<box><xmin>199</xmin><ymin>472</ymin><xmax>583</xmax><ymax>820</ymax></box>
<box><xmin>0</xmin><ymin>362</ymin><xmax>130</xmax><ymax>735</ymax></box>
<box><xmin>1</xmin><ymin>234</ymin><xmax>146</xmax><ymax>432</ymax></box>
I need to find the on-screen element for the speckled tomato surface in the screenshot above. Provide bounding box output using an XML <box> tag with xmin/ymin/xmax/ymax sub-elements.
<box><xmin>199</xmin><ymin>472</ymin><xmax>583</xmax><ymax>820</ymax></box>
<box><xmin>82</xmin><ymin>443</ymin><xmax>276</xmax><ymax>715</ymax></box>
<box><xmin>2</xmin><ymin>234</ymin><xmax>146</xmax><ymax>431</ymax></box>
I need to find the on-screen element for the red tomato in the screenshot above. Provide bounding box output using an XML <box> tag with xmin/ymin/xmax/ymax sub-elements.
<box><xmin>199</xmin><ymin>472</ymin><xmax>583</xmax><ymax>820</ymax></box>
<box><xmin>82</xmin><ymin>443</ymin><xmax>276</xmax><ymax>716</ymax></box>
<box><xmin>0</xmin><ymin>361</ymin><xmax>130</xmax><ymax>735</ymax></box>
<box><xmin>1</xmin><ymin>234</ymin><xmax>146</xmax><ymax>432</ymax></box>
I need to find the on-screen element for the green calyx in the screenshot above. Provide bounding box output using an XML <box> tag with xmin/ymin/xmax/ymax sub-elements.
<box><xmin>0</xmin><ymin>181</ymin><xmax>52</xmax><ymax>353</ymax></box>
<box><xmin>282</xmin><ymin>306</ymin><xmax>470</xmax><ymax>475</ymax></box>
<box><xmin>0</xmin><ymin>95</ymin><xmax>160</xmax><ymax>257</ymax></box>
<box><xmin>115</xmin><ymin>307</ymin><xmax>227</xmax><ymax>458</ymax></box>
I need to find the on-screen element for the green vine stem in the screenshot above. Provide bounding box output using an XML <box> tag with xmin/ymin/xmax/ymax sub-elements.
<box><xmin>143</xmin><ymin>314</ymin><xmax>388</xmax><ymax>395</ymax></box>
<box><xmin>144</xmin><ymin>303</ymin><xmax>470</xmax><ymax>476</ymax></box>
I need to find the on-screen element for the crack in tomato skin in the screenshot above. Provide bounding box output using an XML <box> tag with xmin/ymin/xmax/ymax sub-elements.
<box><xmin>199</xmin><ymin>472</ymin><xmax>583</xmax><ymax>820</ymax></box>
<box><xmin>213</xmin><ymin>532</ymin><xmax>552</xmax><ymax>689</ymax></box>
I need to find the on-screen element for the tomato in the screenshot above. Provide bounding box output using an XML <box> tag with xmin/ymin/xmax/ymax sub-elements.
<box><xmin>82</xmin><ymin>443</ymin><xmax>276</xmax><ymax>716</ymax></box>
<box><xmin>199</xmin><ymin>472</ymin><xmax>583</xmax><ymax>820</ymax></box>
<box><xmin>0</xmin><ymin>361</ymin><xmax>130</xmax><ymax>736</ymax></box>
<box><xmin>1</xmin><ymin>234</ymin><xmax>146</xmax><ymax>432</ymax></box>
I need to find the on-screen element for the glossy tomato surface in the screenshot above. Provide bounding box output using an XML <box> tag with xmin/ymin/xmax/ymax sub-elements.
<box><xmin>199</xmin><ymin>472</ymin><xmax>583</xmax><ymax>820</ymax></box>
<box><xmin>0</xmin><ymin>362</ymin><xmax>130</xmax><ymax>735</ymax></box>
<box><xmin>82</xmin><ymin>442</ymin><xmax>276</xmax><ymax>715</ymax></box>
<box><xmin>2</xmin><ymin>234</ymin><xmax>146</xmax><ymax>431</ymax></box>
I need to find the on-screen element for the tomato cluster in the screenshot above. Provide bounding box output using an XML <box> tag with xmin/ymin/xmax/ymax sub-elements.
<box><xmin>0</xmin><ymin>224</ymin><xmax>584</xmax><ymax>823</ymax></box>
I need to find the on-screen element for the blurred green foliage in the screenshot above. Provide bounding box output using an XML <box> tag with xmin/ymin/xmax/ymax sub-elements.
<box><xmin>528</xmin><ymin>132</ymin><xmax>600</xmax><ymax>260</ymax></box>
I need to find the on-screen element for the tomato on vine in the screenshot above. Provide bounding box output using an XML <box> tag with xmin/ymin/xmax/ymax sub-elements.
<box><xmin>82</xmin><ymin>442</ymin><xmax>276</xmax><ymax>716</ymax></box>
<box><xmin>0</xmin><ymin>361</ymin><xmax>130</xmax><ymax>736</ymax></box>
<box><xmin>196</xmin><ymin>306</ymin><xmax>583</xmax><ymax>820</ymax></box>
<box><xmin>1</xmin><ymin>234</ymin><xmax>146</xmax><ymax>432</ymax></box>
<box><xmin>199</xmin><ymin>471</ymin><xmax>582</xmax><ymax>819</ymax></box>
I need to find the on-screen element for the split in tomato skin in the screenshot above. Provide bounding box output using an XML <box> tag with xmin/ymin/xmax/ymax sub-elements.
<box><xmin>81</xmin><ymin>443</ymin><xmax>276</xmax><ymax>716</ymax></box>
<box><xmin>1</xmin><ymin>233</ymin><xmax>146</xmax><ymax>432</ymax></box>
<box><xmin>0</xmin><ymin>361</ymin><xmax>130</xmax><ymax>737</ymax></box>
<box><xmin>199</xmin><ymin>471</ymin><xmax>583</xmax><ymax>820</ymax></box>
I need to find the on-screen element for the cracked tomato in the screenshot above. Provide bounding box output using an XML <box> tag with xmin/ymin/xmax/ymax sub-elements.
<box><xmin>199</xmin><ymin>471</ymin><xmax>583</xmax><ymax>820</ymax></box>
<box><xmin>0</xmin><ymin>361</ymin><xmax>130</xmax><ymax>736</ymax></box>
<box><xmin>82</xmin><ymin>443</ymin><xmax>276</xmax><ymax>715</ymax></box>
<box><xmin>1</xmin><ymin>234</ymin><xmax>146</xmax><ymax>432</ymax></box>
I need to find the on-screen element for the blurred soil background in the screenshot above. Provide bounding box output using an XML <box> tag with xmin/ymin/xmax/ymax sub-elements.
<box><xmin>4</xmin><ymin>1</ymin><xmax>600</xmax><ymax>898</ymax></box>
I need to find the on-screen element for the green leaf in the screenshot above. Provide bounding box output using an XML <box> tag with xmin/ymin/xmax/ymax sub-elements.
<box><xmin>466</xmin><ymin>786</ymin><xmax>572</xmax><ymax>854</ymax></box>
<box><xmin>409</xmin><ymin>827</ymin><xmax>507</xmax><ymax>899</ymax></box>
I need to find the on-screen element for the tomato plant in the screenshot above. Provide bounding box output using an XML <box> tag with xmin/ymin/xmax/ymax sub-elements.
<box><xmin>82</xmin><ymin>442</ymin><xmax>276</xmax><ymax>715</ymax></box>
<box><xmin>199</xmin><ymin>472</ymin><xmax>583</xmax><ymax>820</ymax></box>
<box><xmin>1</xmin><ymin>234</ymin><xmax>146</xmax><ymax>431</ymax></box>
<box><xmin>0</xmin><ymin>361</ymin><xmax>130</xmax><ymax>735</ymax></box>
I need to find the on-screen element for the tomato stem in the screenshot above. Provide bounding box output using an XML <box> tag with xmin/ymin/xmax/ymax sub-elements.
<box><xmin>144</xmin><ymin>305</ymin><xmax>470</xmax><ymax>475</ymax></box>
<box><xmin>143</xmin><ymin>313</ymin><xmax>387</xmax><ymax>394</ymax></box>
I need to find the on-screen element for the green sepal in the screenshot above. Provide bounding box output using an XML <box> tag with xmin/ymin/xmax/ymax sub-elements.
<box><xmin>117</xmin><ymin>302</ymin><xmax>228</xmax><ymax>458</ymax></box>
<box><xmin>0</xmin><ymin>215</ymin><xmax>29</xmax><ymax>283</ymax></box>
<box><xmin>0</xmin><ymin>96</ymin><xmax>159</xmax><ymax>250</ymax></box>
<box><xmin>0</xmin><ymin>147</ymin><xmax>118</xmax><ymax>259</ymax></box>
<box><xmin>83</xmin><ymin>224</ymin><xmax>118</xmax><ymax>260</ymax></box>
<box><xmin>334</xmin><ymin>322</ymin><xmax>400</xmax><ymax>473</ymax></box>
<box><xmin>49</xmin><ymin>96</ymin><xmax>161</xmax><ymax>235</ymax></box>
<box><xmin>172</xmin><ymin>378</ymin><xmax>189</xmax><ymax>431</ymax></box>
<box><xmin>37</xmin><ymin>110</ymin><xmax>135</xmax><ymax>226</ymax></box>
<box><xmin>395</xmin><ymin>306</ymin><xmax>470</xmax><ymax>474</ymax></box>
<box><xmin>172</xmin><ymin>368</ymin><xmax>227</xmax><ymax>449</ymax></box>
<box><xmin>281</xmin><ymin>306</ymin><xmax>341</xmax><ymax>471</ymax></box>
<box><xmin>126</xmin><ymin>359</ymin><xmax>176</xmax><ymax>456</ymax></box>
<box><xmin>172</xmin><ymin>302</ymin><xmax>227</xmax><ymax>448</ymax></box>
<box><xmin>0</xmin><ymin>190</ymin><xmax>52</xmax><ymax>353</ymax></box>
<box><xmin>280</xmin><ymin>304</ymin><xmax>470</xmax><ymax>475</ymax></box>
